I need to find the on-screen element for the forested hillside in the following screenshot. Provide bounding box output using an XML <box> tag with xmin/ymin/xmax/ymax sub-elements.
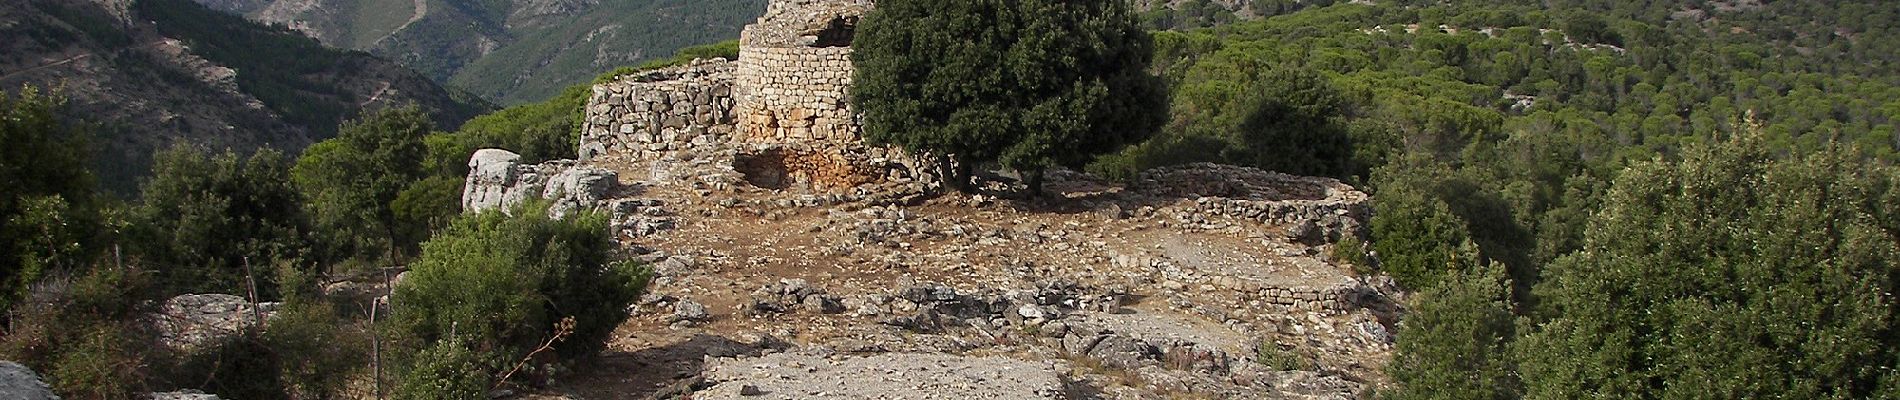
<box><xmin>197</xmin><ymin>0</ymin><xmax>764</xmax><ymax>104</ymax></box>
<box><xmin>1097</xmin><ymin>0</ymin><xmax>1900</xmax><ymax>397</ymax></box>
<box><xmin>0</xmin><ymin>0</ymin><xmax>491</xmax><ymax>193</ymax></box>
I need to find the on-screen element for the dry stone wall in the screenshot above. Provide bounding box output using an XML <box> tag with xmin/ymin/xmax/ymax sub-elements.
<box><xmin>575</xmin><ymin>0</ymin><xmax>929</xmax><ymax>194</ymax></box>
<box><xmin>734</xmin><ymin>46</ymin><xmax>859</xmax><ymax>143</ymax></box>
<box><xmin>1137</xmin><ymin>163</ymin><xmax>1371</xmax><ymax>242</ymax></box>
<box><xmin>580</xmin><ymin>60</ymin><xmax>737</xmax><ymax>161</ymax></box>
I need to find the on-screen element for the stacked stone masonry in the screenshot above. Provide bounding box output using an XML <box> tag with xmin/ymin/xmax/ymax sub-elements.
<box><xmin>577</xmin><ymin>0</ymin><xmax>920</xmax><ymax>193</ymax></box>
<box><xmin>1137</xmin><ymin>163</ymin><xmax>1372</xmax><ymax>242</ymax></box>
<box><xmin>581</xmin><ymin>60</ymin><xmax>737</xmax><ymax>161</ymax></box>
<box><xmin>734</xmin><ymin>46</ymin><xmax>859</xmax><ymax>143</ymax></box>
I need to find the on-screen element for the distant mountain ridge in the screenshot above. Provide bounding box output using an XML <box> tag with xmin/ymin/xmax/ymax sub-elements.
<box><xmin>0</xmin><ymin>0</ymin><xmax>493</xmax><ymax>193</ymax></box>
<box><xmin>195</xmin><ymin>0</ymin><xmax>766</xmax><ymax>104</ymax></box>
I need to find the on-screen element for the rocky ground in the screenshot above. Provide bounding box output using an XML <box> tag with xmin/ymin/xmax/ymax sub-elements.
<box><xmin>508</xmin><ymin>149</ymin><xmax>1402</xmax><ymax>399</ymax></box>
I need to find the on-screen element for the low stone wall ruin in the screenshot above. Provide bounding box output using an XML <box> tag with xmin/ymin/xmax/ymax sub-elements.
<box><xmin>1137</xmin><ymin>163</ymin><xmax>1371</xmax><ymax>242</ymax></box>
<box><xmin>580</xmin><ymin>60</ymin><xmax>737</xmax><ymax>161</ymax></box>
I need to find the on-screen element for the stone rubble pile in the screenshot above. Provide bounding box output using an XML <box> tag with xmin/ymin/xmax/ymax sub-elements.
<box><xmin>1136</xmin><ymin>163</ymin><xmax>1371</xmax><ymax>242</ymax></box>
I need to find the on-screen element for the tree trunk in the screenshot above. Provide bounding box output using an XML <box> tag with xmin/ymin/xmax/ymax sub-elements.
<box><xmin>942</xmin><ymin>156</ymin><xmax>975</xmax><ymax>193</ymax></box>
<box><xmin>1025</xmin><ymin>167</ymin><xmax>1045</xmax><ymax>198</ymax></box>
<box><xmin>935</xmin><ymin>156</ymin><xmax>965</xmax><ymax>193</ymax></box>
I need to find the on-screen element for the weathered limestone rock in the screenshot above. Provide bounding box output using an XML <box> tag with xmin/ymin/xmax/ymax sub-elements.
<box><xmin>152</xmin><ymin>294</ymin><xmax>277</xmax><ymax>354</ymax></box>
<box><xmin>149</xmin><ymin>390</ymin><xmax>223</xmax><ymax>400</ymax></box>
<box><xmin>462</xmin><ymin>148</ymin><xmax>531</xmax><ymax>212</ymax></box>
<box><xmin>461</xmin><ymin>149</ymin><xmax>620</xmax><ymax>217</ymax></box>
<box><xmin>0</xmin><ymin>361</ymin><xmax>58</xmax><ymax>400</ymax></box>
<box><xmin>543</xmin><ymin>165</ymin><xmax>620</xmax><ymax>219</ymax></box>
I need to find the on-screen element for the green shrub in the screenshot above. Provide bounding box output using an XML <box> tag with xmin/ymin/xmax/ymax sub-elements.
<box><xmin>1386</xmin><ymin>261</ymin><xmax>1517</xmax><ymax>400</ymax></box>
<box><xmin>130</xmin><ymin>146</ymin><xmax>310</xmax><ymax>297</ymax></box>
<box><xmin>394</xmin><ymin>338</ymin><xmax>489</xmax><ymax>400</ymax></box>
<box><xmin>1368</xmin><ymin>188</ymin><xmax>1470</xmax><ymax>290</ymax></box>
<box><xmin>2</xmin><ymin>265</ymin><xmax>158</xmax><ymax>400</ymax></box>
<box><xmin>1254</xmin><ymin>341</ymin><xmax>1310</xmax><ymax>371</ymax></box>
<box><xmin>1331</xmin><ymin>235</ymin><xmax>1372</xmax><ymax>275</ymax></box>
<box><xmin>392</xmin><ymin>202</ymin><xmax>650</xmax><ymax>389</ymax></box>
<box><xmin>294</xmin><ymin>106</ymin><xmax>433</xmax><ymax>265</ymax></box>
<box><xmin>1</xmin><ymin>86</ymin><xmax>99</xmax><ymax>313</ymax></box>
<box><xmin>173</xmin><ymin>333</ymin><xmax>286</xmax><ymax>400</ymax></box>
<box><xmin>265</xmin><ymin>302</ymin><xmax>370</xmax><ymax>399</ymax></box>
<box><xmin>50</xmin><ymin>326</ymin><xmax>146</xmax><ymax>400</ymax></box>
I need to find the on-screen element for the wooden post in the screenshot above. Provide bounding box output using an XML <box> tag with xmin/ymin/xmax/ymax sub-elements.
<box><xmin>242</xmin><ymin>256</ymin><xmax>262</xmax><ymax>333</ymax></box>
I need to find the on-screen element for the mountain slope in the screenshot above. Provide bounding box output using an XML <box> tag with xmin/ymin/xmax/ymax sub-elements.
<box><xmin>0</xmin><ymin>0</ymin><xmax>493</xmax><ymax>193</ymax></box>
<box><xmin>199</xmin><ymin>0</ymin><xmax>764</xmax><ymax>104</ymax></box>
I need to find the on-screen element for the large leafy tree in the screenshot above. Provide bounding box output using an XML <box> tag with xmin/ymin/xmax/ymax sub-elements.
<box><xmin>0</xmin><ymin>87</ymin><xmax>97</xmax><ymax>312</ymax></box>
<box><xmin>293</xmin><ymin>106</ymin><xmax>432</xmax><ymax>265</ymax></box>
<box><xmin>852</xmin><ymin>0</ymin><xmax>1166</xmax><ymax>193</ymax></box>
<box><xmin>131</xmin><ymin>146</ymin><xmax>309</xmax><ymax>296</ymax></box>
<box><xmin>1513</xmin><ymin>134</ymin><xmax>1900</xmax><ymax>398</ymax></box>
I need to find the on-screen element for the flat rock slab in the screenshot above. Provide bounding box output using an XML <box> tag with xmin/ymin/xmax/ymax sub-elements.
<box><xmin>695</xmin><ymin>352</ymin><xmax>1066</xmax><ymax>399</ymax></box>
<box><xmin>1071</xmin><ymin>309</ymin><xmax>1251</xmax><ymax>354</ymax></box>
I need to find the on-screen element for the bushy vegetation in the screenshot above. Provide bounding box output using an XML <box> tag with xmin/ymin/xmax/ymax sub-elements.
<box><xmin>1102</xmin><ymin>1</ymin><xmax>1900</xmax><ymax>398</ymax></box>
<box><xmin>1</xmin><ymin>85</ymin><xmax>644</xmax><ymax>398</ymax></box>
<box><xmin>293</xmin><ymin>106</ymin><xmax>434</xmax><ymax>266</ymax></box>
<box><xmin>854</xmin><ymin>0</ymin><xmax>1167</xmax><ymax>193</ymax></box>
<box><xmin>130</xmin><ymin>146</ymin><xmax>310</xmax><ymax>296</ymax></box>
<box><xmin>0</xmin><ymin>87</ymin><xmax>98</xmax><ymax>314</ymax></box>
<box><xmin>391</xmin><ymin>202</ymin><xmax>650</xmax><ymax>395</ymax></box>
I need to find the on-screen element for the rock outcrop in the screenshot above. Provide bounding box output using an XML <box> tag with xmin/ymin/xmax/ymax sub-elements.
<box><xmin>462</xmin><ymin>149</ymin><xmax>621</xmax><ymax>218</ymax></box>
<box><xmin>151</xmin><ymin>294</ymin><xmax>278</xmax><ymax>355</ymax></box>
<box><xmin>0</xmin><ymin>362</ymin><xmax>58</xmax><ymax>400</ymax></box>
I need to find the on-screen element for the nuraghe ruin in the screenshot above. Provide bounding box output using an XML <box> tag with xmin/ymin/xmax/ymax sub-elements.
<box><xmin>460</xmin><ymin>0</ymin><xmax>1401</xmax><ymax>398</ymax></box>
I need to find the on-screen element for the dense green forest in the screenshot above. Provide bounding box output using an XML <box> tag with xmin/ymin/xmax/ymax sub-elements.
<box><xmin>1099</xmin><ymin>0</ymin><xmax>1900</xmax><ymax>397</ymax></box>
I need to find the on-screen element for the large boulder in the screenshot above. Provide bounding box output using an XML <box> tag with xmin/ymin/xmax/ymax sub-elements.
<box><xmin>543</xmin><ymin>166</ymin><xmax>619</xmax><ymax>219</ymax></box>
<box><xmin>462</xmin><ymin>149</ymin><xmax>620</xmax><ymax>217</ymax></box>
<box><xmin>0</xmin><ymin>361</ymin><xmax>58</xmax><ymax>400</ymax></box>
<box><xmin>462</xmin><ymin>149</ymin><xmax>531</xmax><ymax>213</ymax></box>
<box><xmin>151</xmin><ymin>294</ymin><xmax>277</xmax><ymax>354</ymax></box>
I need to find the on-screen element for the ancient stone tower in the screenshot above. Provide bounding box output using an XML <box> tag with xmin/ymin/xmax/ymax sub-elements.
<box><xmin>580</xmin><ymin>0</ymin><xmax>928</xmax><ymax>196</ymax></box>
<box><xmin>734</xmin><ymin>0</ymin><xmax>871</xmax><ymax>144</ymax></box>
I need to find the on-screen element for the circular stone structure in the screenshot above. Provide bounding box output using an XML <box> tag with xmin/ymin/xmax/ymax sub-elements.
<box><xmin>734</xmin><ymin>0</ymin><xmax>873</xmax><ymax>144</ymax></box>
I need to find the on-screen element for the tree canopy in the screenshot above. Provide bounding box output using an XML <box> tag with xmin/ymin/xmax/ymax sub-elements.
<box><xmin>0</xmin><ymin>87</ymin><xmax>97</xmax><ymax>313</ymax></box>
<box><xmin>852</xmin><ymin>0</ymin><xmax>1167</xmax><ymax>192</ymax></box>
<box><xmin>1513</xmin><ymin>134</ymin><xmax>1900</xmax><ymax>398</ymax></box>
<box><xmin>292</xmin><ymin>106</ymin><xmax>433</xmax><ymax>265</ymax></box>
